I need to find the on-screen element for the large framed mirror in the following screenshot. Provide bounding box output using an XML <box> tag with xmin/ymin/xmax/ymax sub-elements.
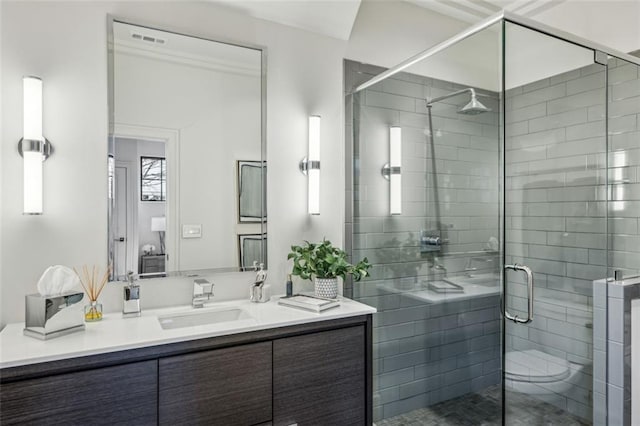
<box><xmin>107</xmin><ymin>17</ymin><xmax>266</xmax><ymax>281</ymax></box>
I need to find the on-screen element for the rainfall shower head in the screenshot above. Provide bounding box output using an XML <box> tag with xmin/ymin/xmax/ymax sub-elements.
<box><xmin>457</xmin><ymin>94</ymin><xmax>491</xmax><ymax>115</ymax></box>
<box><xmin>426</xmin><ymin>87</ymin><xmax>491</xmax><ymax>115</ymax></box>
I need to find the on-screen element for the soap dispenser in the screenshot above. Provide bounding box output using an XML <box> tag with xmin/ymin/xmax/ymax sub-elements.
<box><xmin>123</xmin><ymin>271</ymin><xmax>141</xmax><ymax>317</ymax></box>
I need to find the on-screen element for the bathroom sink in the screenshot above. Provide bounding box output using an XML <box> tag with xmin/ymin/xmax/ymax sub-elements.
<box><xmin>444</xmin><ymin>274</ymin><xmax>499</xmax><ymax>287</ymax></box>
<box><xmin>158</xmin><ymin>307</ymin><xmax>253</xmax><ymax>330</ymax></box>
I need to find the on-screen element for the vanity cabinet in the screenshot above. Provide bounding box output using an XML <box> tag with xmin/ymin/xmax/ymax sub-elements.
<box><xmin>0</xmin><ymin>315</ymin><xmax>372</xmax><ymax>426</ymax></box>
<box><xmin>273</xmin><ymin>326</ymin><xmax>366</xmax><ymax>426</ymax></box>
<box><xmin>159</xmin><ymin>341</ymin><xmax>272</xmax><ymax>425</ymax></box>
<box><xmin>0</xmin><ymin>360</ymin><xmax>158</xmax><ymax>425</ymax></box>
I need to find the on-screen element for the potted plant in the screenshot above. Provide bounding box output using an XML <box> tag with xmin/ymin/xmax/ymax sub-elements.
<box><xmin>287</xmin><ymin>239</ymin><xmax>371</xmax><ymax>299</ymax></box>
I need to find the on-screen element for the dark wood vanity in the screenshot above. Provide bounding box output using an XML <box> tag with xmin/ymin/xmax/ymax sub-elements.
<box><xmin>0</xmin><ymin>315</ymin><xmax>372</xmax><ymax>426</ymax></box>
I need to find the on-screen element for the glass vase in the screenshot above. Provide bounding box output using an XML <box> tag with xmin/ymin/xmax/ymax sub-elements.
<box><xmin>84</xmin><ymin>301</ymin><xmax>103</xmax><ymax>322</ymax></box>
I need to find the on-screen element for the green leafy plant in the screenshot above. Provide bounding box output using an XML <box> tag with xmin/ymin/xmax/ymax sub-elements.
<box><xmin>287</xmin><ymin>239</ymin><xmax>371</xmax><ymax>281</ymax></box>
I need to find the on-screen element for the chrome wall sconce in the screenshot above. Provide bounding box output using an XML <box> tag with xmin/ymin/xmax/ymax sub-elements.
<box><xmin>299</xmin><ymin>115</ymin><xmax>321</xmax><ymax>215</ymax></box>
<box><xmin>382</xmin><ymin>126</ymin><xmax>402</xmax><ymax>215</ymax></box>
<box><xmin>20</xmin><ymin>76</ymin><xmax>53</xmax><ymax>215</ymax></box>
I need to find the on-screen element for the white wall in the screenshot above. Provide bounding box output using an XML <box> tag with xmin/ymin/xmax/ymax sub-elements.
<box><xmin>534</xmin><ymin>0</ymin><xmax>640</xmax><ymax>55</ymax></box>
<box><xmin>505</xmin><ymin>22</ymin><xmax>595</xmax><ymax>90</ymax></box>
<box><xmin>346</xmin><ymin>0</ymin><xmax>467</xmax><ymax>72</ymax></box>
<box><xmin>1</xmin><ymin>1</ymin><xmax>346</xmax><ymax>326</ymax></box>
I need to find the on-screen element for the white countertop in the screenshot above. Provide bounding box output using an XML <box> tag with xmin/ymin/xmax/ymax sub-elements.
<box><xmin>0</xmin><ymin>296</ymin><xmax>375</xmax><ymax>369</ymax></box>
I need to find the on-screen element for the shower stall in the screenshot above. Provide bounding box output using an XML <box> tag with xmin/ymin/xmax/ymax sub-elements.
<box><xmin>345</xmin><ymin>11</ymin><xmax>640</xmax><ymax>425</ymax></box>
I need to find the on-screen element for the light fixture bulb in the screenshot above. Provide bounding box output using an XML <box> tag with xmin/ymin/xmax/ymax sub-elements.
<box><xmin>21</xmin><ymin>76</ymin><xmax>47</xmax><ymax>215</ymax></box>
<box><xmin>23</xmin><ymin>151</ymin><xmax>43</xmax><ymax>214</ymax></box>
<box><xmin>308</xmin><ymin>116</ymin><xmax>321</xmax><ymax>215</ymax></box>
<box><xmin>390</xmin><ymin>127</ymin><xmax>402</xmax><ymax>215</ymax></box>
<box><xmin>23</xmin><ymin>76</ymin><xmax>43</xmax><ymax>142</ymax></box>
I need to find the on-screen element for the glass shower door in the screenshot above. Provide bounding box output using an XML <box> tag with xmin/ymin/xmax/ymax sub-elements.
<box><xmin>604</xmin><ymin>54</ymin><xmax>640</xmax><ymax>425</ymax></box>
<box><xmin>502</xmin><ymin>21</ymin><xmax>607</xmax><ymax>425</ymax></box>
<box><xmin>348</xmin><ymin>21</ymin><xmax>505</xmax><ymax>425</ymax></box>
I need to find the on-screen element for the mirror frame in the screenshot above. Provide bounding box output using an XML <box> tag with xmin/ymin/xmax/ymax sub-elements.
<box><xmin>107</xmin><ymin>15</ymin><xmax>267</xmax><ymax>281</ymax></box>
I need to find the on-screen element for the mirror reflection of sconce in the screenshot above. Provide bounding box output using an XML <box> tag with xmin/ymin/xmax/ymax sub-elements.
<box><xmin>381</xmin><ymin>126</ymin><xmax>402</xmax><ymax>215</ymax></box>
<box><xmin>19</xmin><ymin>76</ymin><xmax>53</xmax><ymax>215</ymax></box>
<box><xmin>299</xmin><ymin>115</ymin><xmax>321</xmax><ymax>215</ymax></box>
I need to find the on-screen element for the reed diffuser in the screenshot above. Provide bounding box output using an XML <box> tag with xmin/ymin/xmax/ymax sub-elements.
<box><xmin>74</xmin><ymin>265</ymin><xmax>111</xmax><ymax>322</ymax></box>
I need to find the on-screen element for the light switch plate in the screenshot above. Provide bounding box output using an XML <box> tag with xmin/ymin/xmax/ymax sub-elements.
<box><xmin>182</xmin><ymin>224</ymin><xmax>202</xmax><ymax>238</ymax></box>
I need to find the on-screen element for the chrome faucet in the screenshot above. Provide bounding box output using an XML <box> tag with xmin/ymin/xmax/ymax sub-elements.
<box><xmin>464</xmin><ymin>257</ymin><xmax>478</xmax><ymax>277</ymax></box>
<box><xmin>123</xmin><ymin>271</ymin><xmax>141</xmax><ymax>317</ymax></box>
<box><xmin>431</xmin><ymin>256</ymin><xmax>447</xmax><ymax>276</ymax></box>
<box><xmin>192</xmin><ymin>278</ymin><xmax>214</xmax><ymax>308</ymax></box>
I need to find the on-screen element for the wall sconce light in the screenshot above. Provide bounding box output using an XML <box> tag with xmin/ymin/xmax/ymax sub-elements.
<box><xmin>19</xmin><ymin>76</ymin><xmax>52</xmax><ymax>215</ymax></box>
<box><xmin>382</xmin><ymin>126</ymin><xmax>402</xmax><ymax>215</ymax></box>
<box><xmin>299</xmin><ymin>115</ymin><xmax>321</xmax><ymax>215</ymax></box>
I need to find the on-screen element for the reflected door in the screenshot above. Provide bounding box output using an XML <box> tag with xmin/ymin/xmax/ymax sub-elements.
<box><xmin>114</xmin><ymin>165</ymin><xmax>135</xmax><ymax>277</ymax></box>
<box><xmin>502</xmin><ymin>21</ymin><xmax>607</xmax><ymax>425</ymax></box>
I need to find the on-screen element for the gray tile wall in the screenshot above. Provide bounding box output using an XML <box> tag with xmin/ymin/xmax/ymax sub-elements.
<box><xmin>345</xmin><ymin>60</ymin><xmax>502</xmax><ymax>422</ymax></box>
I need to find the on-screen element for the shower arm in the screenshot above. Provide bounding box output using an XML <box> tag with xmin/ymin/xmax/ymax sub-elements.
<box><xmin>426</xmin><ymin>88</ymin><xmax>476</xmax><ymax>107</ymax></box>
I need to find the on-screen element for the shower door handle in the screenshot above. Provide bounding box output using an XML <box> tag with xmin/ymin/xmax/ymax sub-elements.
<box><xmin>503</xmin><ymin>264</ymin><xmax>534</xmax><ymax>324</ymax></box>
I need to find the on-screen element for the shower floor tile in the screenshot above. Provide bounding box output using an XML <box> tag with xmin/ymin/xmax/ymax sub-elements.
<box><xmin>376</xmin><ymin>385</ymin><xmax>590</xmax><ymax>426</ymax></box>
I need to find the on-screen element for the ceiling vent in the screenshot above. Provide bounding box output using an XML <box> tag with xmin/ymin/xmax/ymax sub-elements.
<box><xmin>131</xmin><ymin>32</ymin><xmax>166</xmax><ymax>45</ymax></box>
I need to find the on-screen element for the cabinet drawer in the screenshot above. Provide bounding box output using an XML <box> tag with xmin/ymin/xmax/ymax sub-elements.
<box><xmin>0</xmin><ymin>360</ymin><xmax>158</xmax><ymax>425</ymax></box>
<box><xmin>273</xmin><ymin>326</ymin><xmax>366</xmax><ymax>426</ymax></box>
<box><xmin>159</xmin><ymin>341</ymin><xmax>272</xmax><ymax>425</ymax></box>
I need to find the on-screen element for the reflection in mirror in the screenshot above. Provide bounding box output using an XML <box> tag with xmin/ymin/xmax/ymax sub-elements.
<box><xmin>108</xmin><ymin>19</ymin><xmax>266</xmax><ymax>281</ymax></box>
<box><xmin>238</xmin><ymin>234</ymin><xmax>268</xmax><ymax>270</ymax></box>
<box><xmin>141</xmin><ymin>157</ymin><xmax>166</xmax><ymax>202</ymax></box>
<box><xmin>237</xmin><ymin>160</ymin><xmax>267</xmax><ymax>223</ymax></box>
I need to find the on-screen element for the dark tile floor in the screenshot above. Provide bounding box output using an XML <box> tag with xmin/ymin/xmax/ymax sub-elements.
<box><xmin>376</xmin><ymin>385</ymin><xmax>591</xmax><ymax>426</ymax></box>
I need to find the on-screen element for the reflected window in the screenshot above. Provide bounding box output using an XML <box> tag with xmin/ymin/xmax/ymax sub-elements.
<box><xmin>140</xmin><ymin>156</ymin><xmax>166</xmax><ymax>201</ymax></box>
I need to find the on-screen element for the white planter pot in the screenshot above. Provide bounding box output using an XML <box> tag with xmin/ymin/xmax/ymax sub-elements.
<box><xmin>314</xmin><ymin>277</ymin><xmax>338</xmax><ymax>299</ymax></box>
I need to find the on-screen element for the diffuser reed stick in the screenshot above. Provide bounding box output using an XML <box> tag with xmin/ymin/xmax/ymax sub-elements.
<box><xmin>74</xmin><ymin>264</ymin><xmax>111</xmax><ymax>321</ymax></box>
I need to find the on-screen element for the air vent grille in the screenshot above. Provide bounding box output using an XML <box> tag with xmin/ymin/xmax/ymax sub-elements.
<box><xmin>131</xmin><ymin>32</ymin><xmax>166</xmax><ymax>45</ymax></box>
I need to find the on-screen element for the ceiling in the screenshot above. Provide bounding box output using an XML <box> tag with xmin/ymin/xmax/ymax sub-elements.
<box><xmin>210</xmin><ymin>0</ymin><xmax>640</xmax><ymax>54</ymax></box>
<box><xmin>214</xmin><ymin>0</ymin><xmax>362</xmax><ymax>40</ymax></box>
<box><xmin>406</xmin><ymin>0</ymin><xmax>566</xmax><ymax>23</ymax></box>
